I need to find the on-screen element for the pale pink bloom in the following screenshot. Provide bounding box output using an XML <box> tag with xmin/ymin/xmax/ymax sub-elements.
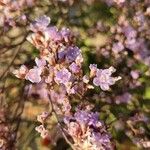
<box><xmin>83</xmin><ymin>75</ymin><xmax>89</xmax><ymax>84</ymax></box>
<box><xmin>25</xmin><ymin>67</ymin><xmax>42</xmax><ymax>83</ymax></box>
<box><xmin>40</xmin><ymin>129</ymin><xmax>49</xmax><ymax>139</ymax></box>
<box><xmin>35</xmin><ymin>57</ymin><xmax>46</xmax><ymax>68</ymax></box>
<box><xmin>13</xmin><ymin>65</ymin><xmax>28</xmax><ymax>79</ymax></box>
<box><xmin>75</xmin><ymin>54</ymin><xmax>83</xmax><ymax>65</ymax></box>
<box><xmin>67</xmin><ymin>122</ymin><xmax>81</xmax><ymax>137</ymax></box>
<box><xmin>35</xmin><ymin>125</ymin><xmax>49</xmax><ymax>138</ymax></box>
<box><xmin>123</xmin><ymin>26</ymin><xmax>137</xmax><ymax>39</ymax></box>
<box><xmin>35</xmin><ymin>125</ymin><xmax>45</xmax><ymax>133</ymax></box>
<box><xmin>45</xmin><ymin>75</ymin><xmax>53</xmax><ymax>84</ymax></box>
<box><xmin>26</xmin><ymin>33</ymin><xmax>46</xmax><ymax>49</ymax></box>
<box><xmin>89</xmin><ymin>64</ymin><xmax>97</xmax><ymax>77</ymax></box>
<box><xmin>37</xmin><ymin>112</ymin><xmax>49</xmax><ymax>123</ymax></box>
<box><xmin>64</xmin><ymin>110</ymin><xmax>113</xmax><ymax>150</ymax></box>
<box><xmin>130</xmin><ymin>70</ymin><xmax>139</xmax><ymax>79</ymax></box>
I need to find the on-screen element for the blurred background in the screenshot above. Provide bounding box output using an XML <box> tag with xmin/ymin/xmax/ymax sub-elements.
<box><xmin>0</xmin><ymin>0</ymin><xmax>150</xmax><ymax>149</ymax></box>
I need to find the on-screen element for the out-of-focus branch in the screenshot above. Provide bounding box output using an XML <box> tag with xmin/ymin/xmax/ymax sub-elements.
<box><xmin>0</xmin><ymin>45</ymin><xmax>22</xmax><ymax>80</ymax></box>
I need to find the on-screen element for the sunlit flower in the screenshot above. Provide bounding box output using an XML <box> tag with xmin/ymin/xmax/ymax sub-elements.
<box><xmin>65</xmin><ymin>46</ymin><xmax>81</xmax><ymax>62</ymax></box>
<box><xmin>35</xmin><ymin>125</ymin><xmax>49</xmax><ymax>138</ymax></box>
<box><xmin>30</xmin><ymin>15</ymin><xmax>50</xmax><ymax>32</ymax></box>
<box><xmin>54</xmin><ymin>68</ymin><xmax>71</xmax><ymax>85</ymax></box>
<box><xmin>13</xmin><ymin>65</ymin><xmax>28</xmax><ymax>79</ymax></box>
<box><xmin>64</xmin><ymin>110</ymin><xmax>113</xmax><ymax>150</ymax></box>
<box><xmin>69</xmin><ymin>62</ymin><xmax>80</xmax><ymax>73</ymax></box>
<box><xmin>25</xmin><ymin>67</ymin><xmax>42</xmax><ymax>83</ymax></box>
<box><xmin>35</xmin><ymin>57</ymin><xmax>46</xmax><ymax>68</ymax></box>
<box><xmin>93</xmin><ymin>66</ymin><xmax>121</xmax><ymax>91</ymax></box>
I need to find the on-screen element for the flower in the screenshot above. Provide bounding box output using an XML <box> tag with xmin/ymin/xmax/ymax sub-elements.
<box><xmin>25</xmin><ymin>67</ymin><xmax>42</xmax><ymax>83</ymax></box>
<box><xmin>13</xmin><ymin>65</ymin><xmax>28</xmax><ymax>79</ymax></box>
<box><xmin>130</xmin><ymin>70</ymin><xmax>139</xmax><ymax>79</ymax></box>
<box><xmin>44</xmin><ymin>26</ymin><xmax>62</xmax><ymax>41</ymax></box>
<box><xmin>29</xmin><ymin>15</ymin><xmax>51</xmax><ymax>32</ymax></box>
<box><xmin>89</xmin><ymin>64</ymin><xmax>97</xmax><ymax>77</ymax></box>
<box><xmin>64</xmin><ymin>110</ymin><xmax>113</xmax><ymax>150</ymax></box>
<box><xmin>60</xmin><ymin>27</ymin><xmax>72</xmax><ymax>42</ymax></box>
<box><xmin>54</xmin><ymin>68</ymin><xmax>71</xmax><ymax>85</ymax></box>
<box><xmin>65</xmin><ymin>46</ymin><xmax>81</xmax><ymax>62</ymax></box>
<box><xmin>69</xmin><ymin>62</ymin><xmax>80</xmax><ymax>73</ymax></box>
<box><xmin>83</xmin><ymin>75</ymin><xmax>89</xmax><ymax>84</ymax></box>
<box><xmin>37</xmin><ymin>112</ymin><xmax>50</xmax><ymax>123</ymax></box>
<box><xmin>35</xmin><ymin>125</ymin><xmax>49</xmax><ymax>138</ymax></box>
<box><xmin>35</xmin><ymin>57</ymin><xmax>46</xmax><ymax>68</ymax></box>
<box><xmin>93</xmin><ymin>66</ymin><xmax>121</xmax><ymax>91</ymax></box>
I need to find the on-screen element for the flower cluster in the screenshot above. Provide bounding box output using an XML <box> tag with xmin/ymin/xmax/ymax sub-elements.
<box><xmin>90</xmin><ymin>65</ymin><xmax>121</xmax><ymax>91</ymax></box>
<box><xmin>0</xmin><ymin>0</ymin><xmax>35</xmax><ymax>27</ymax></box>
<box><xmin>13</xmin><ymin>15</ymin><xmax>121</xmax><ymax>149</ymax></box>
<box><xmin>14</xmin><ymin>15</ymin><xmax>121</xmax><ymax>95</ymax></box>
<box><xmin>102</xmin><ymin>1</ymin><xmax>150</xmax><ymax>66</ymax></box>
<box><xmin>64</xmin><ymin>110</ymin><xmax>113</xmax><ymax>150</ymax></box>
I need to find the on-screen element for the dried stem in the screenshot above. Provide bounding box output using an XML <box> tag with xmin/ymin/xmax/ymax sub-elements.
<box><xmin>48</xmin><ymin>94</ymin><xmax>76</xmax><ymax>150</ymax></box>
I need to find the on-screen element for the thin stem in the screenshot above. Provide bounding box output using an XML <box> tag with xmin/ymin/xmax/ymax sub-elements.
<box><xmin>48</xmin><ymin>94</ymin><xmax>76</xmax><ymax>150</ymax></box>
<box><xmin>0</xmin><ymin>45</ymin><xmax>22</xmax><ymax>80</ymax></box>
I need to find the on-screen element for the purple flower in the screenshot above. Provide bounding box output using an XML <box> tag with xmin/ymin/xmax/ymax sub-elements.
<box><xmin>25</xmin><ymin>67</ymin><xmax>42</xmax><ymax>83</ymax></box>
<box><xmin>13</xmin><ymin>65</ymin><xmax>28</xmax><ymax>79</ymax></box>
<box><xmin>54</xmin><ymin>68</ymin><xmax>71</xmax><ymax>85</ymax></box>
<box><xmin>74</xmin><ymin>110</ymin><xmax>101</xmax><ymax>128</ymax></box>
<box><xmin>58</xmin><ymin>46</ymin><xmax>81</xmax><ymax>63</ymax></box>
<box><xmin>65</xmin><ymin>46</ymin><xmax>81</xmax><ymax>62</ymax></box>
<box><xmin>91</xmin><ymin>132</ymin><xmax>112</xmax><ymax>150</ymax></box>
<box><xmin>60</xmin><ymin>27</ymin><xmax>72</xmax><ymax>42</ymax></box>
<box><xmin>64</xmin><ymin>110</ymin><xmax>113</xmax><ymax>150</ymax></box>
<box><xmin>74</xmin><ymin>110</ymin><xmax>90</xmax><ymax>125</ymax></box>
<box><xmin>93</xmin><ymin>66</ymin><xmax>121</xmax><ymax>91</ymax></box>
<box><xmin>69</xmin><ymin>62</ymin><xmax>80</xmax><ymax>73</ymax></box>
<box><xmin>30</xmin><ymin>15</ymin><xmax>50</xmax><ymax>32</ymax></box>
<box><xmin>44</xmin><ymin>26</ymin><xmax>62</xmax><ymax>41</ymax></box>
